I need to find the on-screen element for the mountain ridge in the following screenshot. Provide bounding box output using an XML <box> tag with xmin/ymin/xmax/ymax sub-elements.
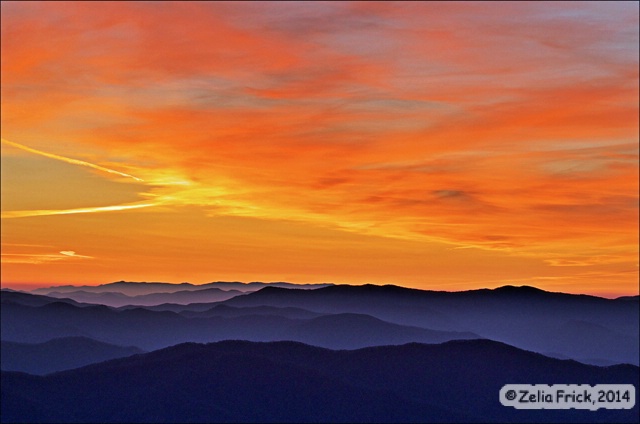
<box><xmin>220</xmin><ymin>284</ymin><xmax>639</xmax><ymax>365</ymax></box>
<box><xmin>1</xmin><ymin>291</ymin><xmax>480</xmax><ymax>351</ymax></box>
<box><xmin>1</xmin><ymin>337</ymin><xmax>144</xmax><ymax>375</ymax></box>
<box><xmin>30</xmin><ymin>281</ymin><xmax>333</xmax><ymax>297</ymax></box>
<box><xmin>2</xmin><ymin>285</ymin><xmax>637</xmax><ymax>365</ymax></box>
<box><xmin>2</xmin><ymin>339</ymin><xmax>637</xmax><ymax>423</ymax></box>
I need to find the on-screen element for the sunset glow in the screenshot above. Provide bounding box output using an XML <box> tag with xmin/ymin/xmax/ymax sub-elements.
<box><xmin>1</xmin><ymin>1</ymin><xmax>638</xmax><ymax>297</ymax></box>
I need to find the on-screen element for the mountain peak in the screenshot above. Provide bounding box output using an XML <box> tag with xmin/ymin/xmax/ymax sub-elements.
<box><xmin>493</xmin><ymin>285</ymin><xmax>546</xmax><ymax>294</ymax></box>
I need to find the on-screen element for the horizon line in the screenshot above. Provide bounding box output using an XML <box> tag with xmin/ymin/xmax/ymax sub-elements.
<box><xmin>1</xmin><ymin>280</ymin><xmax>637</xmax><ymax>300</ymax></box>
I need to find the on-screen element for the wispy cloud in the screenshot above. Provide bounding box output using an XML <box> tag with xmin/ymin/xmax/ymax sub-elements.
<box><xmin>1</xmin><ymin>251</ymin><xmax>93</xmax><ymax>264</ymax></box>
<box><xmin>1</xmin><ymin>138</ymin><xmax>143</xmax><ymax>182</ymax></box>
<box><xmin>1</xmin><ymin>202</ymin><xmax>156</xmax><ymax>219</ymax></box>
<box><xmin>59</xmin><ymin>250</ymin><xmax>93</xmax><ymax>259</ymax></box>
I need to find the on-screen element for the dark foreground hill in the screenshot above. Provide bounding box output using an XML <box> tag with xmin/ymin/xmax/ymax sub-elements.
<box><xmin>1</xmin><ymin>337</ymin><xmax>144</xmax><ymax>375</ymax></box>
<box><xmin>1</xmin><ymin>339</ymin><xmax>638</xmax><ymax>423</ymax></box>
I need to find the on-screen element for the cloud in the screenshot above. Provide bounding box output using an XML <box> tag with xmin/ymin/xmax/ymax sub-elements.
<box><xmin>1</xmin><ymin>2</ymin><xmax>637</xmax><ymax>293</ymax></box>
<box><xmin>431</xmin><ymin>190</ymin><xmax>470</xmax><ymax>200</ymax></box>
<box><xmin>59</xmin><ymin>250</ymin><xmax>93</xmax><ymax>259</ymax></box>
<box><xmin>0</xmin><ymin>254</ymin><xmax>67</xmax><ymax>265</ymax></box>
<box><xmin>1</xmin><ymin>202</ymin><xmax>156</xmax><ymax>219</ymax></box>
<box><xmin>544</xmin><ymin>256</ymin><xmax>629</xmax><ymax>267</ymax></box>
<box><xmin>1</xmin><ymin>251</ymin><xmax>93</xmax><ymax>264</ymax></box>
<box><xmin>1</xmin><ymin>138</ymin><xmax>143</xmax><ymax>182</ymax></box>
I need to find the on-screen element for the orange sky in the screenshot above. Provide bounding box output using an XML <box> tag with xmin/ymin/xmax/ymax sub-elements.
<box><xmin>1</xmin><ymin>1</ymin><xmax>638</xmax><ymax>297</ymax></box>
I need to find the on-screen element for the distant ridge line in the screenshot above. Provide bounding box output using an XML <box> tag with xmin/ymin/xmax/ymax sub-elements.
<box><xmin>21</xmin><ymin>281</ymin><xmax>638</xmax><ymax>301</ymax></box>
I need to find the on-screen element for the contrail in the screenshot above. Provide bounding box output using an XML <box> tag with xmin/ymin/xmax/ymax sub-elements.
<box><xmin>1</xmin><ymin>202</ymin><xmax>156</xmax><ymax>219</ymax></box>
<box><xmin>1</xmin><ymin>138</ymin><xmax>144</xmax><ymax>182</ymax></box>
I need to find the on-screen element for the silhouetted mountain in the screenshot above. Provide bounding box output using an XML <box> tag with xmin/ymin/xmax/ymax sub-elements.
<box><xmin>116</xmin><ymin>301</ymin><xmax>232</xmax><ymax>313</ymax></box>
<box><xmin>1</xmin><ymin>337</ymin><xmax>144</xmax><ymax>375</ymax></box>
<box><xmin>2</xmin><ymin>340</ymin><xmax>637</xmax><ymax>423</ymax></box>
<box><xmin>4</xmin><ymin>285</ymin><xmax>638</xmax><ymax>364</ymax></box>
<box><xmin>616</xmin><ymin>295</ymin><xmax>640</xmax><ymax>302</ymax></box>
<box><xmin>1</xmin><ymin>290</ymin><xmax>84</xmax><ymax>308</ymax></box>
<box><xmin>31</xmin><ymin>281</ymin><xmax>235</xmax><ymax>296</ymax></box>
<box><xmin>545</xmin><ymin>320</ymin><xmax>638</xmax><ymax>365</ymax></box>
<box><xmin>31</xmin><ymin>281</ymin><xmax>332</xmax><ymax>297</ymax></box>
<box><xmin>179</xmin><ymin>304</ymin><xmax>325</xmax><ymax>319</ymax></box>
<box><xmin>289</xmin><ymin>313</ymin><xmax>480</xmax><ymax>349</ymax></box>
<box><xmin>45</xmin><ymin>287</ymin><xmax>245</xmax><ymax>307</ymax></box>
<box><xmin>542</xmin><ymin>351</ymin><xmax>621</xmax><ymax>367</ymax></box>
<box><xmin>45</xmin><ymin>290</ymin><xmax>130</xmax><ymax>304</ymax></box>
<box><xmin>220</xmin><ymin>284</ymin><xmax>639</xmax><ymax>365</ymax></box>
<box><xmin>1</xmin><ymin>292</ymin><xmax>478</xmax><ymax>351</ymax></box>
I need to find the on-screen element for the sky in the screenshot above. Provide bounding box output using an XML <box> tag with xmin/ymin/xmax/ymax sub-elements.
<box><xmin>1</xmin><ymin>1</ymin><xmax>638</xmax><ymax>297</ymax></box>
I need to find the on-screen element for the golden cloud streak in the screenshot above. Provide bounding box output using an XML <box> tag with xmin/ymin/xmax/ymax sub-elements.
<box><xmin>1</xmin><ymin>252</ymin><xmax>93</xmax><ymax>264</ymax></box>
<box><xmin>1</xmin><ymin>138</ymin><xmax>144</xmax><ymax>182</ymax></box>
<box><xmin>1</xmin><ymin>202</ymin><xmax>156</xmax><ymax>219</ymax></box>
<box><xmin>59</xmin><ymin>250</ymin><xmax>93</xmax><ymax>258</ymax></box>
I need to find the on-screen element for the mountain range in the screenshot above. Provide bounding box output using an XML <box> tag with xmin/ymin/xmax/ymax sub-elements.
<box><xmin>31</xmin><ymin>281</ymin><xmax>332</xmax><ymax>296</ymax></box>
<box><xmin>3</xmin><ymin>284</ymin><xmax>637</xmax><ymax>365</ymax></box>
<box><xmin>1</xmin><ymin>282</ymin><xmax>638</xmax><ymax>423</ymax></box>
<box><xmin>42</xmin><ymin>287</ymin><xmax>245</xmax><ymax>307</ymax></box>
<box><xmin>2</xmin><ymin>339</ymin><xmax>638</xmax><ymax>423</ymax></box>
<box><xmin>1</xmin><ymin>337</ymin><xmax>144</xmax><ymax>375</ymax></box>
<box><xmin>218</xmin><ymin>284</ymin><xmax>639</xmax><ymax>365</ymax></box>
<box><xmin>0</xmin><ymin>290</ymin><xmax>480</xmax><ymax>351</ymax></box>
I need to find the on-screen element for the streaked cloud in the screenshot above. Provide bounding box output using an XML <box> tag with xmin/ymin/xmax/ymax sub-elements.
<box><xmin>1</xmin><ymin>138</ymin><xmax>143</xmax><ymax>182</ymax></box>
<box><xmin>59</xmin><ymin>250</ymin><xmax>92</xmax><ymax>259</ymax></box>
<box><xmin>1</xmin><ymin>201</ymin><xmax>157</xmax><ymax>219</ymax></box>
<box><xmin>1</xmin><ymin>250</ymin><xmax>93</xmax><ymax>264</ymax></box>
